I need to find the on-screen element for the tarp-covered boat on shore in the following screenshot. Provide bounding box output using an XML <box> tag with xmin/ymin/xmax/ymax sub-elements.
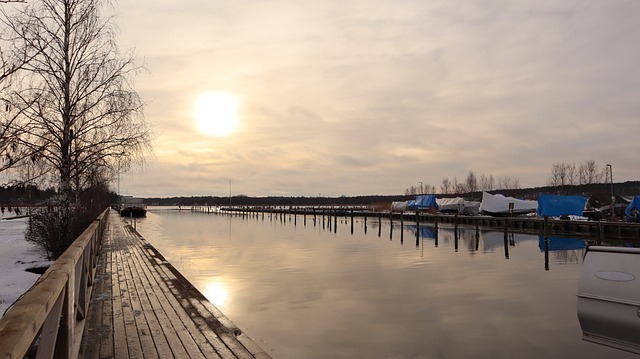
<box><xmin>479</xmin><ymin>191</ymin><xmax>537</xmax><ymax>216</ymax></box>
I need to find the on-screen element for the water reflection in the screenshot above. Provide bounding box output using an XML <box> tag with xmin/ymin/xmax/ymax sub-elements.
<box><xmin>204</xmin><ymin>281</ymin><xmax>229</xmax><ymax>308</ymax></box>
<box><xmin>135</xmin><ymin>207</ymin><xmax>634</xmax><ymax>359</ymax></box>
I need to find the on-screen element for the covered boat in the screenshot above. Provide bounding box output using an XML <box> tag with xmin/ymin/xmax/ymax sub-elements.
<box><xmin>479</xmin><ymin>192</ymin><xmax>537</xmax><ymax>216</ymax></box>
<box><xmin>390</xmin><ymin>201</ymin><xmax>408</xmax><ymax>212</ymax></box>
<box><xmin>625</xmin><ymin>196</ymin><xmax>640</xmax><ymax>222</ymax></box>
<box><xmin>461</xmin><ymin>200</ymin><xmax>481</xmax><ymax>215</ymax></box>
<box><xmin>120</xmin><ymin>196</ymin><xmax>147</xmax><ymax>217</ymax></box>
<box><xmin>436</xmin><ymin>197</ymin><xmax>465</xmax><ymax>213</ymax></box>
<box><xmin>406</xmin><ymin>195</ymin><xmax>438</xmax><ymax>213</ymax></box>
<box><xmin>436</xmin><ymin>197</ymin><xmax>481</xmax><ymax>215</ymax></box>
<box><xmin>537</xmin><ymin>194</ymin><xmax>587</xmax><ymax>217</ymax></box>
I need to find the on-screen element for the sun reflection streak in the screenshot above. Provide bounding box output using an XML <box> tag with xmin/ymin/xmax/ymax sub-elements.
<box><xmin>204</xmin><ymin>281</ymin><xmax>228</xmax><ymax>308</ymax></box>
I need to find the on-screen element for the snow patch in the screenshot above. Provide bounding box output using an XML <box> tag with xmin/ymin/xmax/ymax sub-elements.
<box><xmin>0</xmin><ymin>216</ymin><xmax>52</xmax><ymax>317</ymax></box>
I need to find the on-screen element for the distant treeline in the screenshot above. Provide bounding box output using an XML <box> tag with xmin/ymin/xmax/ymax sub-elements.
<box><xmin>0</xmin><ymin>184</ymin><xmax>57</xmax><ymax>204</ymax></box>
<box><xmin>145</xmin><ymin>181</ymin><xmax>640</xmax><ymax>207</ymax></box>
<box><xmin>145</xmin><ymin>194</ymin><xmax>415</xmax><ymax>207</ymax></box>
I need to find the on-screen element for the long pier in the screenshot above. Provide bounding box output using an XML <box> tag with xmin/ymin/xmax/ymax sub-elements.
<box><xmin>204</xmin><ymin>206</ymin><xmax>640</xmax><ymax>242</ymax></box>
<box><xmin>79</xmin><ymin>211</ymin><xmax>271</xmax><ymax>358</ymax></box>
<box><xmin>0</xmin><ymin>210</ymin><xmax>271</xmax><ymax>359</ymax></box>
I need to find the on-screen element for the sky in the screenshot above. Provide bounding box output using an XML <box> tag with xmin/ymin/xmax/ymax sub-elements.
<box><xmin>113</xmin><ymin>0</ymin><xmax>640</xmax><ymax>198</ymax></box>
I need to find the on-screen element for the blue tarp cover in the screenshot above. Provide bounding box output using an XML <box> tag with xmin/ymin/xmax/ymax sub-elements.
<box><xmin>413</xmin><ymin>195</ymin><xmax>438</xmax><ymax>209</ymax></box>
<box><xmin>406</xmin><ymin>200</ymin><xmax>416</xmax><ymax>210</ymax></box>
<box><xmin>537</xmin><ymin>194</ymin><xmax>587</xmax><ymax>217</ymax></box>
<box><xmin>625</xmin><ymin>196</ymin><xmax>640</xmax><ymax>221</ymax></box>
<box><xmin>538</xmin><ymin>236</ymin><xmax>587</xmax><ymax>251</ymax></box>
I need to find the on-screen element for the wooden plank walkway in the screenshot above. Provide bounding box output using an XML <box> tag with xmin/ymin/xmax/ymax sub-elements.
<box><xmin>79</xmin><ymin>212</ymin><xmax>271</xmax><ymax>358</ymax></box>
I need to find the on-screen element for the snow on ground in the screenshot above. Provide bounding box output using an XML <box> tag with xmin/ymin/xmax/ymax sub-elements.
<box><xmin>0</xmin><ymin>215</ymin><xmax>51</xmax><ymax>317</ymax></box>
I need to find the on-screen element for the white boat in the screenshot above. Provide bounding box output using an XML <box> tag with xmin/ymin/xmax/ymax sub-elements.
<box><xmin>577</xmin><ymin>246</ymin><xmax>640</xmax><ymax>354</ymax></box>
<box><xmin>479</xmin><ymin>191</ymin><xmax>537</xmax><ymax>216</ymax></box>
<box><xmin>436</xmin><ymin>197</ymin><xmax>481</xmax><ymax>215</ymax></box>
<box><xmin>390</xmin><ymin>201</ymin><xmax>408</xmax><ymax>212</ymax></box>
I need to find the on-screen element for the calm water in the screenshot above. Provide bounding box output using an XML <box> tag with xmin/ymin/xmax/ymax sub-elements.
<box><xmin>132</xmin><ymin>207</ymin><xmax>635</xmax><ymax>359</ymax></box>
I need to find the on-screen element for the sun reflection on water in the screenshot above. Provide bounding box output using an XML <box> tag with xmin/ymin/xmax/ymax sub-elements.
<box><xmin>204</xmin><ymin>281</ymin><xmax>228</xmax><ymax>308</ymax></box>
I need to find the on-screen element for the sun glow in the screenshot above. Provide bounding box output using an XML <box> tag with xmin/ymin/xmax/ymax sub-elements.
<box><xmin>194</xmin><ymin>91</ymin><xmax>239</xmax><ymax>136</ymax></box>
<box><xmin>204</xmin><ymin>282</ymin><xmax>228</xmax><ymax>307</ymax></box>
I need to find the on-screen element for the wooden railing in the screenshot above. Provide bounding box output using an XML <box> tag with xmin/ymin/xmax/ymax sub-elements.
<box><xmin>0</xmin><ymin>208</ymin><xmax>109</xmax><ymax>359</ymax></box>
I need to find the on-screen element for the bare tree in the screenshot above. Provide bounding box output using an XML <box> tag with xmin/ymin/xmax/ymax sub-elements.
<box><xmin>0</xmin><ymin>3</ymin><xmax>41</xmax><ymax>176</ymax></box>
<box><xmin>464</xmin><ymin>170</ymin><xmax>478</xmax><ymax>194</ymax></box>
<box><xmin>579</xmin><ymin>160</ymin><xmax>604</xmax><ymax>185</ymax></box>
<box><xmin>547</xmin><ymin>162</ymin><xmax>567</xmax><ymax>192</ymax></box>
<box><xmin>566</xmin><ymin>163</ymin><xmax>578</xmax><ymax>186</ymax></box>
<box><xmin>2</xmin><ymin>0</ymin><xmax>151</xmax><ymax>257</ymax></box>
<box><xmin>405</xmin><ymin>183</ymin><xmax>435</xmax><ymax>195</ymax></box>
<box><xmin>424</xmin><ymin>183</ymin><xmax>435</xmax><ymax>194</ymax></box>
<box><xmin>479</xmin><ymin>173</ymin><xmax>491</xmax><ymax>191</ymax></box>
<box><xmin>511</xmin><ymin>177</ymin><xmax>520</xmax><ymax>190</ymax></box>
<box><xmin>440</xmin><ymin>177</ymin><xmax>453</xmax><ymax>194</ymax></box>
<box><xmin>453</xmin><ymin>176</ymin><xmax>465</xmax><ymax>194</ymax></box>
<box><xmin>498</xmin><ymin>175</ymin><xmax>520</xmax><ymax>190</ymax></box>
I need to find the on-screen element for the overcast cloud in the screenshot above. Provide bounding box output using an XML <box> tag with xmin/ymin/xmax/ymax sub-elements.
<box><xmin>114</xmin><ymin>0</ymin><xmax>640</xmax><ymax>197</ymax></box>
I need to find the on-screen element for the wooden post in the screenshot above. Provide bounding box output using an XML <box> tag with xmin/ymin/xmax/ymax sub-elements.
<box><xmin>503</xmin><ymin>230</ymin><xmax>510</xmax><ymax>259</ymax></box>
<box><xmin>350</xmin><ymin>210</ymin><xmax>354</xmax><ymax>234</ymax></box>
<box><xmin>434</xmin><ymin>228</ymin><xmax>438</xmax><ymax>247</ymax></box>
<box><xmin>322</xmin><ymin>211</ymin><xmax>325</xmax><ymax>229</ymax></box>
<box><xmin>454</xmin><ymin>225</ymin><xmax>458</xmax><ymax>252</ymax></box>
<box><xmin>544</xmin><ymin>235</ymin><xmax>550</xmax><ymax>271</ymax></box>
<box><xmin>416</xmin><ymin>213</ymin><xmax>420</xmax><ymax>241</ymax></box>
<box><xmin>364</xmin><ymin>216</ymin><xmax>367</xmax><ymax>234</ymax></box>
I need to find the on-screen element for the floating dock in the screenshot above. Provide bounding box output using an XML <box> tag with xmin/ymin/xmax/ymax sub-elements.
<box><xmin>205</xmin><ymin>206</ymin><xmax>640</xmax><ymax>242</ymax></box>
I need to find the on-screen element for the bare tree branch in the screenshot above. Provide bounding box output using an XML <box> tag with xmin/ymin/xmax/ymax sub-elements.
<box><xmin>2</xmin><ymin>0</ymin><xmax>152</xmax><ymax>209</ymax></box>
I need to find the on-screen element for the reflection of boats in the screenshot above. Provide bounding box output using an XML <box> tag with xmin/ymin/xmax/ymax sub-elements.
<box><xmin>537</xmin><ymin>236</ymin><xmax>586</xmax><ymax>251</ymax></box>
<box><xmin>120</xmin><ymin>196</ymin><xmax>147</xmax><ymax>217</ymax></box>
<box><xmin>577</xmin><ymin>246</ymin><xmax>640</xmax><ymax>354</ymax></box>
<box><xmin>403</xmin><ymin>224</ymin><xmax>437</xmax><ymax>240</ymax></box>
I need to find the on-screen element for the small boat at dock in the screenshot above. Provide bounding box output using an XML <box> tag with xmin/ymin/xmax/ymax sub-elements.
<box><xmin>120</xmin><ymin>196</ymin><xmax>147</xmax><ymax>217</ymax></box>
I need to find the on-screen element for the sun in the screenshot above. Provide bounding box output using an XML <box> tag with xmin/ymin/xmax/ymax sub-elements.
<box><xmin>194</xmin><ymin>91</ymin><xmax>239</xmax><ymax>136</ymax></box>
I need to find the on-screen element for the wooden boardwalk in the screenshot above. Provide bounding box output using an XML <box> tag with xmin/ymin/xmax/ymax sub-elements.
<box><xmin>79</xmin><ymin>212</ymin><xmax>271</xmax><ymax>358</ymax></box>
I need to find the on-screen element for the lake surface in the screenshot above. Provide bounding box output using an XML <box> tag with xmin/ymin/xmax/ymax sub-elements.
<box><xmin>133</xmin><ymin>207</ymin><xmax>636</xmax><ymax>359</ymax></box>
